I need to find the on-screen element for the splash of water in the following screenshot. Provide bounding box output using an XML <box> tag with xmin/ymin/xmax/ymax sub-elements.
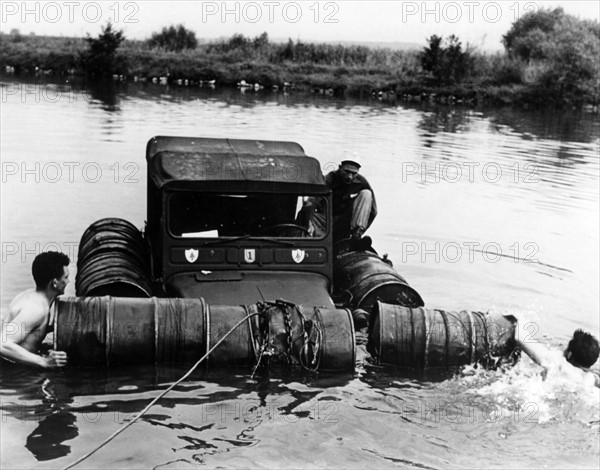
<box><xmin>451</xmin><ymin>358</ymin><xmax>600</xmax><ymax>426</ymax></box>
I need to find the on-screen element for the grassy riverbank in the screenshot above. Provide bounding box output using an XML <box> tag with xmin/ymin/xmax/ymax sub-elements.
<box><xmin>1</xmin><ymin>28</ymin><xmax>598</xmax><ymax>108</ymax></box>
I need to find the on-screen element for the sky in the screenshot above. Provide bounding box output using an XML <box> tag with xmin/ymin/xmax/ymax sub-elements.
<box><xmin>1</xmin><ymin>1</ymin><xmax>599</xmax><ymax>50</ymax></box>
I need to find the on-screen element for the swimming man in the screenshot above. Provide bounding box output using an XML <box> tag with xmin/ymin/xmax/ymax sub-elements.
<box><xmin>1</xmin><ymin>252</ymin><xmax>70</xmax><ymax>368</ymax></box>
<box><xmin>517</xmin><ymin>323</ymin><xmax>599</xmax><ymax>387</ymax></box>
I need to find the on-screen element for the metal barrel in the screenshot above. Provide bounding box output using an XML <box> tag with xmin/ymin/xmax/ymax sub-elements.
<box><xmin>206</xmin><ymin>305</ymin><xmax>256</xmax><ymax>368</ymax></box>
<box><xmin>258</xmin><ymin>302</ymin><xmax>355</xmax><ymax>372</ymax></box>
<box><xmin>54</xmin><ymin>296</ymin><xmax>210</xmax><ymax>366</ymax></box>
<box><xmin>333</xmin><ymin>251</ymin><xmax>424</xmax><ymax>312</ymax></box>
<box><xmin>76</xmin><ymin>218</ymin><xmax>152</xmax><ymax>297</ymax></box>
<box><xmin>368</xmin><ymin>302</ymin><xmax>518</xmax><ymax>369</ymax></box>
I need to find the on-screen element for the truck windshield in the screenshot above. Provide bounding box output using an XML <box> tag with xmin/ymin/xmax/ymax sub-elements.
<box><xmin>168</xmin><ymin>192</ymin><xmax>327</xmax><ymax>239</ymax></box>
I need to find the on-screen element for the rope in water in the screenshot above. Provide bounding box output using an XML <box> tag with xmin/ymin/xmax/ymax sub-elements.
<box><xmin>61</xmin><ymin>312</ymin><xmax>261</xmax><ymax>470</ymax></box>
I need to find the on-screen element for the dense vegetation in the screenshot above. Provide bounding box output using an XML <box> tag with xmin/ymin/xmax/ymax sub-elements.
<box><xmin>502</xmin><ymin>8</ymin><xmax>599</xmax><ymax>103</ymax></box>
<box><xmin>419</xmin><ymin>35</ymin><xmax>474</xmax><ymax>86</ymax></box>
<box><xmin>148</xmin><ymin>24</ymin><xmax>198</xmax><ymax>52</ymax></box>
<box><xmin>1</xmin><ymin>8</ymin><xmax>598</xmax><ymax>107</ymax></box>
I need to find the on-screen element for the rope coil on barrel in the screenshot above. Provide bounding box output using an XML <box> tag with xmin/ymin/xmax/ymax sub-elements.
<box><xmin>250</xmin><ymin>301</ymin><xmax>290</xmax><ymax>377</ymax></box>
<box><xmin>250</xmin><ymin>299</ymin><xmax>324</xmax><ymax>375</ymax></box>
<box><xmin>300</xmin><ymin>307</ymin><xmax>322</xmax><ymax>371</ymax></box>
<box><xmin>281</xmin><ymin>301</ymin><xmax>295</xmax><ymax>362</ymax></box>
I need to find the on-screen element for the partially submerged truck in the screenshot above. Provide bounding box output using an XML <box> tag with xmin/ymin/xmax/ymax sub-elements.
<box><xmin>146</xmin><ymin>136</ymin><xmax>339</xmax><ymax>307</ymax></box>
<box><xmin>55</xmin><ymin>137</ymin><xmax>516</xmax><ymax>371</ymax></box>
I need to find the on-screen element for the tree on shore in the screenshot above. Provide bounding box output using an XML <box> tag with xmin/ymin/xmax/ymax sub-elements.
<box><xmin>81</xmin><ymin>22</ymin><xmax>124</xmax><ymax>76</ymax></box>
<box><xmin>420</xmin><ymin>35</ymin><xmax>473</xmax><ymax>85</ymax></box>
<box><xmin>148</xmin><ymin>25</ymin><xmax>197</xmax><ymax>52</ymax></box>
<box><xmin>503</xmin><ymin>7</ymin><xmax>599</xmax><ymax>101</ymax></box>
<box><xmin>503</xmin><ymin>7</ymin><xmax>564</xmax><ymax>63</ymax></box>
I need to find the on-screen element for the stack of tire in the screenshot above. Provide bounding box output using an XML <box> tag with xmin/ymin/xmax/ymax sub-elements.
<box><xmin>76</xmin><ymin>218</ymin><xmax>152</xmax><ymax>297</ymax></box>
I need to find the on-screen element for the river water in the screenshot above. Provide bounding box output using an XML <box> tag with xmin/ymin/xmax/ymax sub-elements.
<box><xmin>1</xmin><ymin>77</ymin><xmax>599</xmax><ymax>469</ymax></box>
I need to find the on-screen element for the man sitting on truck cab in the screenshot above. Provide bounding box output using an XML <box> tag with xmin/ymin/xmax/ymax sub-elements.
<box><xmin>325</xmin><ymin>159</ymin><xmax>377</xmax><ymax>242</ymax></box>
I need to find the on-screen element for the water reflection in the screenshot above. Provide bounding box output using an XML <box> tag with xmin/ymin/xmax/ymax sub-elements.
<box><xmin>404</xmin><ymin>97</ymin><xmax>599</xmax><ymax>213</ymax></box>
<box><xmin>0</xmin><ymin>362</ymin><xmax>355</xmax><ymax>465</ymax></box>
<box><xmin>418</xmin><ymin>107</ymin><xmax>474</xmax><ymax>141</ymax></box>
<box><xmin>26</xmin><ymin>378</ymin><xmax>78</xmax><ymax>461</ymax></box>
<box><xmin>0</xmin><ymin>367</ymin><xmax>77</xmax><ymax>461</ymax></box>
<box><xmin>487</xmin><ymin>106</ymin><xmax>600</xmax><ymax>143</ymax></box>
<box><xmin>86</xmin><ymin>79</ymin><xmax>121</xmax><ymax>111</ymax></box>
<box><xmin>5</xmin><ymin>73</ymin><xmax>599</xmax><ymax>146</ymax></box>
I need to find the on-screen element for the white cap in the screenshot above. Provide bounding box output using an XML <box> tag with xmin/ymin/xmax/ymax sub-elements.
<box><xmin>341</xmin><ymin>151</ymin><xmax>361</xmax><ymax>168</ymax></box>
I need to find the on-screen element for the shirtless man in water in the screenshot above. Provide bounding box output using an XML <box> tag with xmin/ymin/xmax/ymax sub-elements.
<box><xmin>517</xmin><ymin>322</ymin><xmax>599</xmax><ymax>387</ymax></box>
<box><xmin>1</xmin><ymin>252</ymin><xmax>70</xmax><ymax>368</ymax></box>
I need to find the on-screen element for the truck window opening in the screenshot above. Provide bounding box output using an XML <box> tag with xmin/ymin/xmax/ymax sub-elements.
<box><xmin>168</xmin><ymin>193</ymin><xmax>327</xmax><ymax>239</ymax></box>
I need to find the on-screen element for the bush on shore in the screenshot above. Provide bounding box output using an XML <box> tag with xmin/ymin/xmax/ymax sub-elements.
<box><xmin>147</xmin><ymin>24</ymin><xmax>198</xmax><ymax>52</ymax></box>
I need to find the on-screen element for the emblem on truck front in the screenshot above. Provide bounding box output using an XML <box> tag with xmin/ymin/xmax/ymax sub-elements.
<box><xmin>185</xmin><ymin>249</ymin><xmax>199</xmax><ymax>263</ymax></box>
<box><xmin>292</xmin><ymin>249</ymin><xmax>306</xmax><ymax>263</ymax></box>
<box><xmin>244</xmin><ymin>249</ymin><xmax>256</xmax><ymax>263</ymax></box>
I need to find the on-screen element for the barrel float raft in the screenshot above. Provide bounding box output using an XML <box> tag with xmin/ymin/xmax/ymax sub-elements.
<box><xmin>333</xmin><ymin>251</ymin><xmax>424</xmax><ymax>312</ymax></box>
<box><xmin>76</xmin><ymin>218</ymin><xmax>152</xmax><ymax>298</ymax></box>
<box><xmin>53</xmin><ymin>297</ymin><xmax>355</xmax><ymax>372</ymax></box>
<box><xmin>368</xmin><ymin>302</ymin><xmax>519</xmax><ymax>369</ymax></box>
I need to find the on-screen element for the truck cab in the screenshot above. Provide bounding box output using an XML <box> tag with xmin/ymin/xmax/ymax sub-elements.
<box><xmin>145</xmin><ymin>136</ymin><xmax>335</xmax><ymax>307</ymax></box>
